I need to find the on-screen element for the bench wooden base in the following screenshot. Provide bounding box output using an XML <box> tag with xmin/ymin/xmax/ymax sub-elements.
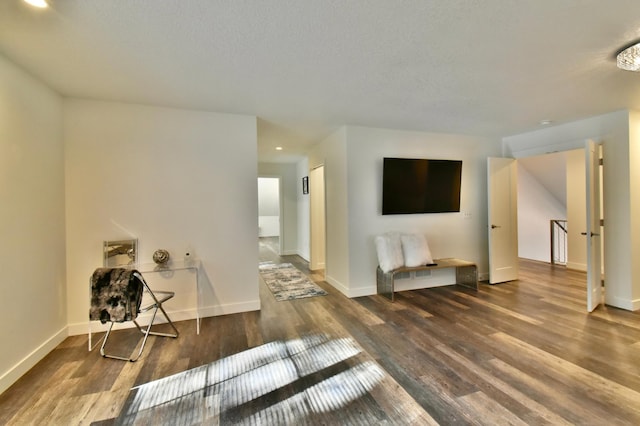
<box><xmin>376</xmin><ymin>258</ymin><xmax>478</xmax><ymax>301</ymax></box>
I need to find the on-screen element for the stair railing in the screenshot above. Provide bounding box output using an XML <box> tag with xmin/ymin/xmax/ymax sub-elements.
<box><xmin>550</xmin><ymin>219</ymin><xmax>568</xmax><ymax>265</ymax></box>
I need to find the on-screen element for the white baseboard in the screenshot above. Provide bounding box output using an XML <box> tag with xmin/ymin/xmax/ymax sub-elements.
<box><xmin>347</xmin><ymin>286</ymin><xmax>376</xmax><ymax>298</ymax></box>
<box><xmin>324</xmin><ymin>272</ymin><xmax>487</xmax><ymax>299</ymax></box>
<box><xmin>0</xmin><ymin>326</ymin><xmax>68</xmax><ymax>395</ymax></box>
<box><xmin>324</xmin><ymin>274</ymin><xmax>349</xmax><ymax>296</ymax></box>
<box><xmin>566</xmin><ymin>261</ymin><xmax>587</xmax><ymax>272</ymax></box>
<box><xmin>324</xmin><ymin>275</ymin><xmax>376</xmax><ymax>298</ymax></box>
<box><xmin>296</xmin><ymin>251</ymin><xmax>310</xmax><ymax>262</ymax></box>
<box><xmin>606</xmin><ymin>295</ymin><xmax>639</xmax><ymax>311</ymax></box>
<box><xmin>199</xmin><ymin>300</ymin><xmax>261</xmax><ymax>317</ymax></box>
<box><xmin>68</xmin><ymin>301</ymin><xmax>261</xmax><ymax>336</ymax></box>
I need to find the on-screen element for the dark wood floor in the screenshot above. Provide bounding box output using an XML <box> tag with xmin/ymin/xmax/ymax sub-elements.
<box><xmin>2</xmin><ymin>243</ymin><xmax>640</xmax><ymax>424</ymax></box>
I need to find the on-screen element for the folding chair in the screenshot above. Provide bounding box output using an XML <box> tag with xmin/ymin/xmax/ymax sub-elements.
<box><xmin>89</xmin><ymin>268</ymin><xmax>179</xmax><ymax>361</ymax></box>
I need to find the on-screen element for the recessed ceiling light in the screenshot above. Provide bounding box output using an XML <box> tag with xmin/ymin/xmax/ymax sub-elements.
<box><xmin>24</xmin><ymin>0</ymin><xmax>48</xmax><ymax>8</ymax></box>
<box><xmin>539</xmin><ymin>119</ymin><xmax>553</xmax><ymax>126</ymax></box>
<box><xmin>275</xmin><ymin>146</ymin><xmax>283</xmax><ymax>151</ymax></box>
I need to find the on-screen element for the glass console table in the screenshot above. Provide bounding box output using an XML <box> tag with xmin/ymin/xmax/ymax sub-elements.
<box><xmin>136</xmin><ymin>259</ymin><xmax>201</xmax><ymax>334</ymax></box>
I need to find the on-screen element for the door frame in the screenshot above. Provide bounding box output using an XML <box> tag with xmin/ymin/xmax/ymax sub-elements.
<box><xmin>585</xmin><ymin>140</ymin><xmax>603</xmax><ymax>311</ymax></box>
<box><xmin>309</xmin><ymin>165</ymin><xmax>326</xmax><ymax>271</ymax></box>
<box><xmin>505</xmin><ymin>138</ymin><xmax>605</xmax><ymax>310</ymax></box>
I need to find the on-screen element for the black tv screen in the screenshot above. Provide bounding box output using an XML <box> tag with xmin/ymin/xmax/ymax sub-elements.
<box><xmin>382</xmin><ymin>157</ymin><xmax>462</xmax><ymax>215</ymax></box>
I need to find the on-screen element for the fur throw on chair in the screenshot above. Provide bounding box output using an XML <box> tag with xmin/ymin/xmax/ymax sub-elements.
<box><xmin>90</xmin><ymin>268</ymin><xmax>143</xmax><ymax>324</ymax></box>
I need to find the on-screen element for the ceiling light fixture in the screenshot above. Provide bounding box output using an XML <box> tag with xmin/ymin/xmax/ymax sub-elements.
<box><xmin>539</xmin><ymin>119</ymin><xmax>553</xmax><ymax>126</ymax></box>
<box><xmin>275</xmin><ymin>146</ymin><xmax>283</xmax><ymax>151</ymax></box>
<box><xmin>24</xmin><ymin>0</ymin><xmax>48</xmax><ymax>8</ymax></box>
<box><xmin>617</xmin><ymin>42</ymin><xmax>640</xmax><ymax>72</ymax></box>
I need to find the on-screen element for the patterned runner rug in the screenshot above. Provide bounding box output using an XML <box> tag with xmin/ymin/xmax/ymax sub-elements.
<box><xmin>259</xmin><ymin>262</ymin><xmax>328</xmax><ymax>301</ymax></box>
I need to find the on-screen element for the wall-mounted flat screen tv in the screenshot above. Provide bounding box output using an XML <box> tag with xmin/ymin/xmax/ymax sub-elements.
<box><xmin>382</xmin><ymin>157</ymin><xmax>462</xmax><ymax>215</ymax></box>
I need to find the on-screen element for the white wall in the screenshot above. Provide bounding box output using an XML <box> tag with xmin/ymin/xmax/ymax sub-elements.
<box><xmin>628</xmin><ymin>110</ymin><xmax>640</xmax><ymax>309</ymax></box>
<box><xmin>565</xmin><ymin>149</ymin><xmax>587</xmax><ymax>271</ymax></box>
<box><xmin>296</xmin><ymin>157</ymin><xmax>310</xmax><ymax>261</ymax></box>
<box><xmin>517</xmin><ymin>163</ymin><xmax>566</xmax><ymax>263</ymax></box>
<box><xmin>258</xmin><ymin>163</ymin><xmax>299</xmax><ymax>255</ymax></box>
<box><xmin>310</xmin><ymin>125</ymin><xmax>501</xmax><ymax>297</ymax></box>
<box><xmin>344</xmin><ymin>126</ymin><xmax>502</xmax><ymax>296</ymax></box>
<box><xmin>0</xmin><ymin>55</ymin><xmax>67</xmax><ymax>393</ymax></box>
<box><xmin>64</xmin><ymin>99</ymin><xmax>260</xmax><ymax>333</ymax></box>
<box><xmin>504</xmin><ymin>110</ymin><xmax>639</xmax><ymax>310</ymax></box>
<box><xmin>308</xmin><ymin>128</ymin><xmax>350</xmax><ymax>291</ymax></box>
<box><xmin>258</xmin><ymin>177</ymin><xmax>280</xmax><ymax>237</ymax></box>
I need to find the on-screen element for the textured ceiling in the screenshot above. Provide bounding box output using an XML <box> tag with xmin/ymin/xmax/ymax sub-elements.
<box><xmin>2</xmin><ymin>0</ymin><xmax>640</xmax><ymax>162</ymax></box>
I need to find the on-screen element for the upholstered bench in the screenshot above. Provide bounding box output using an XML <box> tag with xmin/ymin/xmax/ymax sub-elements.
<box><xmin>374</xmin><ymin>232</ymin><xmax>478</xmax><ymax>302</ymax></box>
<box><xmin>376</xmin><ymin>258</ymin><xmax>478</xmax><ymax>301</ymax></box>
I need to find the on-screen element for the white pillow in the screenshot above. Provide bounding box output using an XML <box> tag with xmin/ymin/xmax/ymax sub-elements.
<box><xmin>375</xmin><ymin>232</ymin><xmax>404</xmax><ymax>272</ymax></box>
<box><xmin>401</xmin><ymin>233</ymin><xmax>433</xmax><ymax>267</ymax></box>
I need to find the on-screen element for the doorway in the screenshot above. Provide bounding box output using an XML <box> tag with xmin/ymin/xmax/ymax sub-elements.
<box><xmin>258</xmin><ymin>177</ymin><xmax>282</xmax><ymax>256</ymax></box>
<box><xmin>516</xmin><ymin>149</ymin><xmax>597</xmax><ymax>273</ymax></box>
<box><xmin>493</xmin><ymin>145</ymin><xmax>605</xmax><ymax>310</ymax></box>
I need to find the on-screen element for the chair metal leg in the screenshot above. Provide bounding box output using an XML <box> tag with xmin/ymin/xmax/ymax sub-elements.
<box><xmin>99</xmin><ymin>321</ymin><xmax>135</xmax><ymax>361</ymax></box>
<box><xmin>99</xmin><ymin>299</ymin><xmax>178</xmax><ymax>362</ymax></box>
<box><xmin>92</xmin><ymin>270</ymin><xmax>179</xmax><ymax>362</ymax></box>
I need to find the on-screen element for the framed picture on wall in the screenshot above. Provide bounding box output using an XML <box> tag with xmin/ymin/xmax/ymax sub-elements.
<box><xmin>302</xmin><ymin>176</ymin><xmax>309</xmax><ymax>194</ymax></box>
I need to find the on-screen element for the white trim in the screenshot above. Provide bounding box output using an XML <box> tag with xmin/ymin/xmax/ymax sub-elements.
<box><xmin>325</xmin><ymin>276</ymin><xmax>395</xmax><ymax>298</ymax></box>
<box><xmin>296</xmin><ymin>251</ymin><xmax>310</xmax><ymax>262</ymax></box>
<box><xmin>606</xmin><ymin>295</ymin><xmax>637</xmax><ymax>311</ymax></box>
<box><xmin>566</xmin><ymin>261</ymin><xmax>587</xmax><ymax>272</ymax></box>
<box><xmin>508</xmin><ymin>139</ymin><xmax>587</xmax><ymax>158</ymax></box>
<box><xmin>324</xmin><ymin>274</ymin><xmax>349</xmax><ymax>296</ymax></box>
<box><xmin>347</xmin><ymin>286</ymin><xmax>376</xmax><ymax>298</ymax></box>
<box><xmin>70</xmin><ymin>308</ymin><xmax>199</xmax><ymax>336</ymax></box>
<box><xmin>69</xmin><ymin>301</ymin><xmax>261</xmax><ymax>336</ymax></box>
<box><xmin>199</xmin><ymin>300</ymin><xmax>260</xmax><ymax>317</ymax></box>
<box><xmin>0</xmin><ymin>326</ymin><xmax>68</xmax><ymax>394</ymax></box>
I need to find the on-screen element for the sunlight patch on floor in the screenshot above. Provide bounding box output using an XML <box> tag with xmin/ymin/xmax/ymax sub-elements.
<box><xmin>117</xmin><ymin>334</ymin><xmax>384</xmax><ymax>424</ymax></box>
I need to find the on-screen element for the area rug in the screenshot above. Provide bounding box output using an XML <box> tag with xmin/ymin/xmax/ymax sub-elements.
<box><xmin>259</xmin><ymin>262</ymin><xmax>328</xmax><ymax>301</ymax></box>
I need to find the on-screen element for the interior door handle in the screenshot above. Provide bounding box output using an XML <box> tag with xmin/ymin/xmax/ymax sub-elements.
<box><xmin>581</xmin><ymin>232</ymin><xmax>600</xmax><ymax>237</ymax></box>
<box><xmin>491</xmin><ymin>224</ymin><xmax>501</xmax><ymax>229</ymax></box>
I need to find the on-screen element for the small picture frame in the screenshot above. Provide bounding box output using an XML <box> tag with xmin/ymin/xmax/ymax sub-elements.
<box><xmin>302</xmin><ymin>176</ymin><xmax>309</xmax><ymax>194</ymax></box>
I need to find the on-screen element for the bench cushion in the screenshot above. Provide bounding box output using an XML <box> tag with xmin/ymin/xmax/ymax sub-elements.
<box><xmin>401</xmin><ymin>233</ymin><xmax>433</xmax><ymax>267</ymax></box>
<box><xmin>375</xmin><ymin>232</ymin><xmax>404</xmax><ymax>272</ymax></box>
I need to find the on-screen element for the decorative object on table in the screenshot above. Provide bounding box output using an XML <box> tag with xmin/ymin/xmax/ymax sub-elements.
<box><xmin>302</xmin><ymin>176</ymin><xmax>309</xmax><ymax>194</ymax></box>
<box><xmin>258</xmin><ymin>262</ymin><xmax>327</xmax><ymax>301</ymax></box>
<box><xmin>152</xmin><ymin>249</ymin><xmax>170</xmax><ymax>265</ymax></box>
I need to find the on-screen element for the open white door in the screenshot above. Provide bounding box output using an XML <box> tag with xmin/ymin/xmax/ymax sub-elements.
<box><xmin>488</xmin><ymin>158</ymin><xmax>519</xmax><ymax>284</ymax></box>
<box><xmin>585</xmin><ymin>140</ymin><xmax>603</xmax><ymax>312</ymax></box>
